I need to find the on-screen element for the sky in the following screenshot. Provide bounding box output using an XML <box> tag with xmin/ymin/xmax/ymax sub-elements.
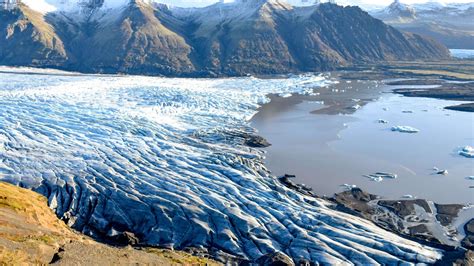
<box><xmin>154</xmin><ymin>0</ymin><xmax>474</xmax><ymax>7</ymax></box>
<box><xmin>21</xmin><ymin>0</ymin><xmax>474</xmax><ymax>14</ymax></box>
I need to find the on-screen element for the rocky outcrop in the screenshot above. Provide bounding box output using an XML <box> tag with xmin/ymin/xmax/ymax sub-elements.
<box><xmin>334</xmin><ymin>188</ymin><xmax>472</xmax><ymax>250</ymax></box>
<box><xmin>462</xmin><ymin>219</ymin><xmax>474</xmax><ymax>249</ymax></box>
<box><xmin>0</xmin><ymin>182</ymin><xmax>219</xmax><ymax>265</ymax></box>
<box><xmin>0</xmin><ymin>0</ymin><xmax>450</xmax><ymax>76</ymax></box>
<box><xmin>256</xmin><ymin>251</ymin><xmax>295</xmax><ymax>266</ymax></box>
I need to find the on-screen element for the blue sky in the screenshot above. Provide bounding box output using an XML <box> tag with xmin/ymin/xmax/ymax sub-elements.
<box><xmin>154</xmin><ymin>0</ymin><xmax>474</xmax><ymax>7</ymax></box>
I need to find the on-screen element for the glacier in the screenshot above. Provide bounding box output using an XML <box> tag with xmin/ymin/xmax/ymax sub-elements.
<box><xmin>0</xmin><ymin>67</ymin><xmax>443</xmax><ymax>263</ymax></box>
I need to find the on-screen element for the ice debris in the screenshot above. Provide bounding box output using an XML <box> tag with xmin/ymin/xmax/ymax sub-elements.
<box><xmin>391</xmin><ymin>126</ymin><xmax>420</xmax><ymax>133</ymax></box>
<box><xmin>436</xmin><ymin>170</ymin><xmax>449</xmax><ymax>175</ymax></box>
<box><xmin>459</xmin><ymin>146</ymin><xmax>474</xmax><ymax>158</ymax></box>
<box><xmin>340</xmin><ymin>184</ymin><xmax>357</xmax><ymax>191</ymax></box>
<box><xmin>364</xmin><ymin>172</ymin><xmax>398</xmax><ymax>182</ymax></box>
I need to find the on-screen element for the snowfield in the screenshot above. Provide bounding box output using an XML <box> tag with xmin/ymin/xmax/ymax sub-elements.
<box><xmin>0</xmin><ymin>67</ymin><xmax>443</xmax><ymax>263</ymax></box>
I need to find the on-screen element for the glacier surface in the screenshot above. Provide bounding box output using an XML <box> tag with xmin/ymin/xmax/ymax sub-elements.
<box><xmin>0</xmin><ymin>67</ymin><xmax>443</xmax><ymax>263</ymax></box>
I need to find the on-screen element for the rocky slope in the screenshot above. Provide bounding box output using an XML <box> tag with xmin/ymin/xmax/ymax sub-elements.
<box><xmin>372</xmin><ymin>1</ymin><xmax>474</xmax><ymax>49</ymax></box>
<box><xmin>0</xmin><ymin>4</ymin><xmax>67</xmax><ymax>67</ymax></box>
<box><xmin>0</xmin><ymin>0</ymin><xmax>450</xmax><ymax>76</ymax></box>
<box><xmin>0</xmin><ymin>182</ymin><xmax>219</xmax><ymax>265</ymax></box>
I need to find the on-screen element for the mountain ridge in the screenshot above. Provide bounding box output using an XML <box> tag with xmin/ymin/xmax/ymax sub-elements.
<box><xmin>0</xmin><ymin>0</ymin><xmax>451</xmax><ymax>76</ymax></box>
<box><xmin>372</xmin><ymin>0</ymin><xmax>474</xmax><ymax>49</ymax></box>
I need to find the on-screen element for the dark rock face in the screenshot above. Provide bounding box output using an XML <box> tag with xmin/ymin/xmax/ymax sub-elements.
<box><xmin>333</xmin><ymin>188</ymin><xmax>469</xmax><ymax>248</ymax></box>
<box><xmin>256</xmin><ymin>252</ymin><xmax>295</xmax><ymax>266</ymax></box>
<box><xmin>435</xmin><ymin>204</ymin><xmax>464</xmax><ymax>226</ymax></box>
<box><xmin>462</xmin><ymin>219</ymin><xmax>474</xmax><ymax>249</ymax></box>
<box><xmin>0</xmin><ymin>1</ymin><xmax>450</xmax><ymax>76</ymax></box>
<box><xmin>112</xmin><ymin>231</ymin><xmax>140</xmax><ymax>246</ymax></box>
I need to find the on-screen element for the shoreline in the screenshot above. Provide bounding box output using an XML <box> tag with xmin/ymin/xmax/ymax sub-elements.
<box><xmin>251</xmin><ymin>71</ymin><xmax>473</xmax><ymax>204</ymax></box>
<box><xmin>250</xmin><ymin>69</ymin><xmax>473</xmax><ymax>254</ymax></box>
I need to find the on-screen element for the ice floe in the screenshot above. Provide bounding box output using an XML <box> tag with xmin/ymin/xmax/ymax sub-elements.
<box><xmin>340</xmin><ymin>184</ymin><xmax>357</xmax><ymax>191</ymax></box>
<box><xmin>364</xmin><ymin>172</ymin><xmax>398</xmax><ymax>182</ymax></box>
<box><xmin>0</xmin><ymin>67</ymin><xmax>443</xmax><ymax>263</ymax></box>
<box><xmin>459</xmin><ymin>146</ymin><xmax>474</xmax><ymax>158</ymax></box>
<box><xmin>391</xmin><ymin>126</ymin><xmax>420</xmax><ymax>133</ymax></box>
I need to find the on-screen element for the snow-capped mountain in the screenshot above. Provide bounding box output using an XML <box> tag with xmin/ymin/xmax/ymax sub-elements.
<box><xmin>378</xmin><ymin>0</ymin><xmax>417</xmax><ymax>22</ymax></box>
<box><xmin>372</xmin><ymin>1</ymin><xmax>474</xmax><ymax>49</ymax></box>
<box><xmin>21</xmin><ymin>0</ymin><xmax>129</xmax><ymax>13</ymax></box>
<box><xmin>0</xmin><ymin>0</ymin><xmax>449</xmax><ymax>76</ymax></box>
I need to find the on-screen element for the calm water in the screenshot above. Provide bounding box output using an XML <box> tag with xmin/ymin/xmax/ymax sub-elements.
<box><xmin>252</xmin><ymin>80</ymin><xmax>474</xmax><ymax>204</ymax></box>
<box><xmin>450</xmin><ymin>49</ymin><xmax>474</xmax><ymax>59</ymax></box>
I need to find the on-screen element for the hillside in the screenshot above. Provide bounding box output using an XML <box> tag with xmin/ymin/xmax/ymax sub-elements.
<box><xmin>0</xmin><ymin>0</ymin><xmax>450</xmax><ymax>76</ymax></box>
<box><xmin>0</xmin><ymin>4</ymin><xmax>67</xmax><ymax>67</ymax></box>
<box><xmin>0</xmin><ymin>182</ymin><xmax>219</xmax><ymax>265</ymax></box>
<box><xmin>372</xmin><ymin>1</ymin><xmax>474</xmax><ymax>49</ymax></box>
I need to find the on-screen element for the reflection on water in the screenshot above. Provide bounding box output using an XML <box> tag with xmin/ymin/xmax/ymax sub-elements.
<box><xmin>252</xmin><ymin>81</ymin><xmax>474</xmax><ymax>204</ymax></box>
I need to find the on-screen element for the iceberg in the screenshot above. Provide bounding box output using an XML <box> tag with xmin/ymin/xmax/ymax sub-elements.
<box><xmin>391</xmin><ymin>126</ymin><xmax>420</xmax><ymax>133</ymax></box>
<box><xmin>459</xmin><ymin>146</ymin><xmax>474</xmax><ymax>158</ymax></box>
<box><xmin>340</xmin><ymin>184</ymin><xmax>357</xmax><ymax>191</ymax></box>
<box><xmin>364</xmin><ymin>172</ymin><xmax>398</xmax><ymax>182</ymax></box>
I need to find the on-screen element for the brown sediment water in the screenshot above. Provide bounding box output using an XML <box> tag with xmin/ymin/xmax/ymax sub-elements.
<box><xmin>251</xmin><ymin>78</ymin><xmax>474</xmax><ymax>204</ymax></box>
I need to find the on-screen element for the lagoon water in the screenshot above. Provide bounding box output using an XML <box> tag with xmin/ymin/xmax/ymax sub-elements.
<box><xmin>450</xmin><ymin>49</ymin><xmax>474</xmax><ymax>59</ymax></box>
<box><xmin>252</xmin><ymin>80</ymin><xmax>474</xmax><ymax>204</ymax></box>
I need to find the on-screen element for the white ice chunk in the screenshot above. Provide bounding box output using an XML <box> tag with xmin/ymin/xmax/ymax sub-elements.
<box><xmin>391</xmin><ymin>126</ymin><xmax>420</xmax><ymax>133</ymax></box>
<box><xmin>459</xmin><ymin>146</ymin><xmax>474</xmax><ymax>158</ymax></box>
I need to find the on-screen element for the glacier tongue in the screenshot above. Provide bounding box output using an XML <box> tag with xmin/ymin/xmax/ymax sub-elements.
<box><xmin>0</xmin><ymin>67</ymin><xmax>442</xmax><ymax>263</ymax></box>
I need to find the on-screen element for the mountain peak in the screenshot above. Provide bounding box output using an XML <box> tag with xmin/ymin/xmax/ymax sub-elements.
<box><xmin>383</xmin><ymin>0</ymin><xmax>416</xmax><ymax>21</ymax></box>
<box><xmin>0</xmin><ymin>1</ymin><xmax>450</xmax><ymax>76</ymax></box>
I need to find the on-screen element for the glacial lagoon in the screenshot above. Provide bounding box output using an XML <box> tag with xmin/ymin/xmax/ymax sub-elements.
<box><xmin>252</xmin><ymin>79</ymin><xmax>474</xmax><ymax>204</ymax></box>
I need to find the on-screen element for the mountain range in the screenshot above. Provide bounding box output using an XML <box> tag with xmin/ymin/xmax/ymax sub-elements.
<box><xmin>0</xmin><ymin>0</ymin><xmax>450</xmax><ymax>76</ymax></box>
<box><xmin>372</xmin><ymin>0</ymin><xmax>474</xmax><ymax>49</ymax></box>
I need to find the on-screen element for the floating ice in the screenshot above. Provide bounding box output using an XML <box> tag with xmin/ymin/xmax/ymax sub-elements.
<box><xmin>402</xmin><ymin>195</ymin><xmax>415</xmax><ymax>199</ymax></box>
<box><xmin>340</xmin><ymin>184</ymin><xmax>357</xmax><ymax>191</ymax></box>
<box><xmin>364</xmin><ymin>172</ymin><xmax>397</xmax><ymax>182</ymax></box>
<box><xmin>349</xmin><ymin>104</ymin><xmax>361</xmax><ymax>110</ymax></box>
<box><xmin>466</xmin><ymin>176</ymin><xmax>474</xmax><ymax>180</ymax></box>
<box><xmin>278</xmin><ymin>93</ymin><xmax>292</xmax><ymax>98</ymax></box>
<box><xmin>0</xmin><ymin>67</ymin><xmax>443</xmax><ymax>264</ymax></box>
<box><xmin>391</xmin><ymin>126</ymin><xmax>420</xmax><ymax>133</ymax></box>
<box><xmin>459</xmin><ymin>146</ymin><xmax>474</xmax><ymax>158</ymax></box>
<box><xmin>436</xmin><ymin>170</ymin><xmax>449</xmax><ymax>175</ymax></box>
